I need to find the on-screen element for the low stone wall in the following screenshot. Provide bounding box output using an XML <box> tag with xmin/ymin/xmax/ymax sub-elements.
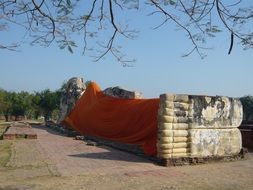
<box><xmin>157</xmin><ymin>94</ymin><xmax>243</xmax><ymax>164</ymax></box>
<box><xmin>3</xmin><ymin>122</ymin><xmax>37</xmax><ymax>140</ymax></box>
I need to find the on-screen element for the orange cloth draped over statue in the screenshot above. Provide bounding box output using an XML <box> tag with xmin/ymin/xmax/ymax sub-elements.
<box><xmin>64</xmin><ymin>82</ymin><xmax>160</xmax><ymax>156</ymax></box>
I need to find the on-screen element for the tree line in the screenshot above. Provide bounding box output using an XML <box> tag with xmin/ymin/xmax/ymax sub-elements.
<box><xmin>240</xmin><ymin>96</ymin><xmax>253</xmax><ymax>122</ymax></box>
<box><xmin>0</xmin><ymin>87</ymin><xmax>253</xmax><ymax>122</ymax></box>
<box><xmin>0</xmin><ymin>88</ymin><xmax>61</xmax><ymax>122</ymax></box>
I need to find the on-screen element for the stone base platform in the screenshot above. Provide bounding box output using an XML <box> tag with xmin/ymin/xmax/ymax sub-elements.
<box><xmin>158</xmin><ymin>148</ymin><xmax>248</xmax><ymax>166</ymax></box>
<box><xmin>3</xmin><ymin>122</ymin><xmax>37</xmax><ymax>140</ymax></box>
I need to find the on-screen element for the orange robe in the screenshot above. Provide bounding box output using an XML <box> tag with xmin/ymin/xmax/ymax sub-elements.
<box><xmin>64</xmin><ymin>82</ymin><xmax>159</xmax><ymax>156</ymax></box>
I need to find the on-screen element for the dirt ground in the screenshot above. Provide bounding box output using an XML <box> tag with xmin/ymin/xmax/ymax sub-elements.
<box><xmin>0</xmin><ymin>124</ymin><xmax>252</xmax><ymax>190</ymax></box>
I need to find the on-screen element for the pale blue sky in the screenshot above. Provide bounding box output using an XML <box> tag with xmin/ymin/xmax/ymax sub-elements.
<box><xmin>0</xmin><ymin>2</ymin><xmax>252</xmax><ymax>98</ymax></box>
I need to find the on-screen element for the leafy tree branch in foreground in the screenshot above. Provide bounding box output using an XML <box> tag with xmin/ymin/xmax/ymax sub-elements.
<box><xmin>0</xmin><ymin>0</ymin><xmax>253</xmax><ymax>65</ymax></box>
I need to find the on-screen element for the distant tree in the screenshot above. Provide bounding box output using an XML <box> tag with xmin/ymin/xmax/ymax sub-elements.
<box><xmin>37</xmin><ymin>89</ymin><xmax>60</xmax><ymax>121</ymax></box>
<box><xmin>22</xmin><ymin>92</ymin><xmax>35</xmax><ymax>119</ymax></box>
<box><xmin>240</xmin><ymin>96</ymin><xmax>253</xmax><ymax>121</ymax></box>
<box><xmin>0</xmin><ymin>89</ymin><xmax>12</xmax><ymax>121</ymax></box>
<box><xmin>0</xmin><ymin>88</ymin><xmax>62</xmax><ymax>121</ymax></box>
<box><xmin>0</xmin><ymin>1</ymin><xmax>253</xmax><ymax>65</ymax></box>
<box><xmin>10</xmin><ymin>91</ymin><xmax>33</xmax><ymax>120</ymax></box>
<box><xmin>31</xmin><ymin>92</ymin><xmax>43</xmax><ymax>120</ymax></box>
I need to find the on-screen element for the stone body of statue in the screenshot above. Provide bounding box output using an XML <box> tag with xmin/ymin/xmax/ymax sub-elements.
<box><xmin>57</xmin><ymin>77</ymin><xmax>86</xmax><ymax>124</ymax></box>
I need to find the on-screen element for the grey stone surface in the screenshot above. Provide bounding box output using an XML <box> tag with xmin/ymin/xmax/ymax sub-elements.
<box><xmin>189</xmin><ymin>128</ymin><xmax>242</xmax><ymax>157</ymax></box>
<box><xmin>103</xmin><ymin>86</ymin><xmax>143</xmax><ymax>99</ymax></box>
<box><xmin>57</xmin><ymin>77</ymin><xmax>86</xmax><ymax>124</ymax></box>
<box><xmin>188</xmin><ymin>96</ymin><xmax>243</xmax><ymax>128</ymax></box>
<box><xmin>157</xmin><ymin>94</ymin><xmax>243</xmax><ymax>159</ymax></box>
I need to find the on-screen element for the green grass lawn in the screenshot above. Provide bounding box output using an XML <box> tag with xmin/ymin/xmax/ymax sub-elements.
<box><xmin>0</xmin><ymin>141</ymin><xmax>11</xmax><ymax>167</ymax></box>
<box><xmin>0</xmin><ymin>122</ymin><xmax>11</xmax><ymax>167</ymax></box>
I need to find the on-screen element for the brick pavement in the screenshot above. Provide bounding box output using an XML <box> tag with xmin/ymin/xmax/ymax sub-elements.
<box><xmin>32</xmin><ymin>125</ymin><xmax>253</xmax><ymax>179</ymax></box>
<box><xmin>2</xmin><ymin>124</ymin><xmax>253</xmax><ymax>189</ymax></box>
<box><xmin>32</xmin><ymin>125</ymin><xmax>165</xmax><ymax>177</ymax></box>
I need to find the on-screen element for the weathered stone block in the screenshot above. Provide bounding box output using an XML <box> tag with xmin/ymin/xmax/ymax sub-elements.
<box><xmin>189</xmin><ymin>128</ymin><xmax>242</xmax><ymax>157</ymax></box>
<box><xmin>157</xmin><ymin>136</ymin><xmax>188</xmax><ymax>143</ymax></box>
<box><xmin>103</xmin><ymin>86</ymin><xmax>143</xmax><ymax>99</ymax></box>
<box><xmin>160</xmin><ymin>94</ymin><xmax>189</xmax><ymax>103</ymax></box>
<box><xmin>157</xmin><ymin>93</ymin><xmax>243</xmax><ymax>162</ymax></box>
<box><xmin>158</xmin><ymin>130</ymin><xmax>188</xmax><ymax>137</ymax></box>
<box><xmin>188</xmin><ymin>96</ymin><xmax>243</xmax><ymax>128</ymax></box>
<box><xmin>158</xmin><ymin>123</ymin><xmax>188</xmax><ymax>130</ymax></box>
<box><xmin>58</xmin><ymin>77</ymin><xmax>86</xmax><ymax>124</ymax></box>
<box><xmin>3</xmin><ymin>133</ymin><xmax>15</xmax><ymax>140</ymax></box>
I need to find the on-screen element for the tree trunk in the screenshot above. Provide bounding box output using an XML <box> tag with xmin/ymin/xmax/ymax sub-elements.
<box><xmin>4</xmin><ymin>114</ymin><xmax>9</xmax><ymax>122</ymax></box>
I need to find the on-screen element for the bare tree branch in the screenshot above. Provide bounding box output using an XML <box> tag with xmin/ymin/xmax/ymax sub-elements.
<box><xmin>228</xmin><ymin>32</ymin><xmax>234</xmax><ymax>55</ymax></box>
<box><xmin>150</xmin><ymin>0</ymin><xmax>203</xmax><ymax>57</ymax></box>
<box><xmin>0</xmin><ymin>0</ymin><xmax>252</xmax><ymax>63</ymax></box>
<box><xmin>216</xmin><ymin>0</ymin><xmax>253</xmax><ymax>52</ymax></box>
<box><xmin>31</xmin><ymin>0</ymin><xmax>55</xmax><ymax>41</ymax></box>
<box><xmin>0</xmin><ymin>42</ymin><xmax>19</xmax><ymax>51</ymax></box>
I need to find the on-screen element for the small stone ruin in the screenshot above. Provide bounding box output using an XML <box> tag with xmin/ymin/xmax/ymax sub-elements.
<box><xmin>3</xmin><ymin>122</ymin><xmax>37</xmax><ymax>140</ymax></box>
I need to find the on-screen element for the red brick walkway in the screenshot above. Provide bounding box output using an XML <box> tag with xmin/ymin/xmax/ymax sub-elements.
<box><xmin>2</xmin><ymin>124</ymin><xmax>253</xmax><ymax>189</ymax></box>
<box><xmin>3</xmin><ymin>124</ymin><xmax>250</xmax><ymax>190</ymax></box>
<box><xmin>33</xmin><ymin>125</ymin><xmax>164</xmax><ymax>176</ymax></box>
<box><xmin>33</xmin><ymin>125</ymin><xmax>253</xmax><ymax>180</ymax></box>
